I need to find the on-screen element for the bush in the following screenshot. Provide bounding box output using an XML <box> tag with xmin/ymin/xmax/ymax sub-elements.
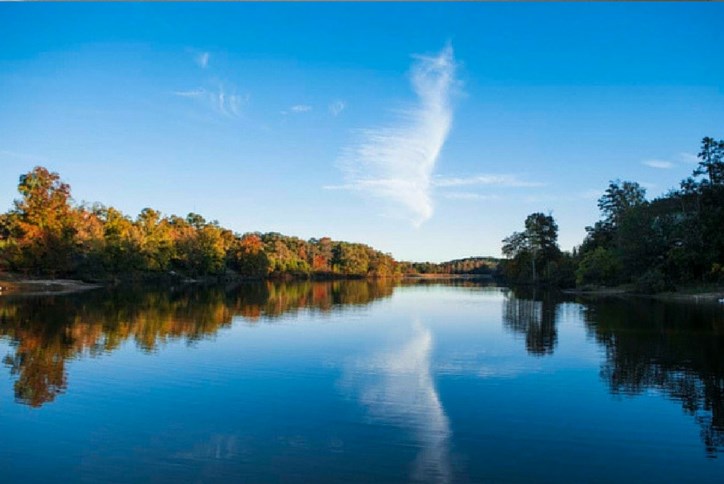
<box><xmin>575</xmin><ymin>247</ymin><xmax>621</xmax><ymax>287</ymax></box>
<box><xmin>634</xmin><ymin>268</ymin><xmax>671</xmax><ymax>294</ymax></box>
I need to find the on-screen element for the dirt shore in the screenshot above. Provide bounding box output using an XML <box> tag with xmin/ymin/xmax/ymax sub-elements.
<box><xmin>564</xmin><ymin>285</ymin><xmax>724</xmax><ymax>303</ymax></box>
<box><xmin>652</xmin><ymin>290</ymin><xmax>724</xmax><ymax>303</ymax></box>
<box><xmin>0</xmin><ymin>277</ymin><xmax>103</xmax><ymax>296</ymax></box>
<box><xmin>562</xmin><ymin>287</ymin><xmax>631</xmax><ymax>296</ymax></box>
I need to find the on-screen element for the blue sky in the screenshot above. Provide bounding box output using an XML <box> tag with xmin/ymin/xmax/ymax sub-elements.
<box><xmin>1</xmin><ymin>3</ymin><xmax>722</xmax><ymax>262</ymax></box>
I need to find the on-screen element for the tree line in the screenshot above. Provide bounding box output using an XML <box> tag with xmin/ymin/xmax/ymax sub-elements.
<box><xmin>408</xmin><ymin>257</ymin><xmax>499</xmax><ymax>276</ymax></box>
<box><xmin>0</xmin><ymin>166</ymin><xmax>506</xmax><ymax>281</ymax></box>
<box><xmin>0</xmin><ymin>167</ymin><xmax>402</xmax><ymax>280</ymax></box>
<box><xmin>501</xmin><ymin>136</ymin><xmax>724</xmax><ymax>292</ymax></box>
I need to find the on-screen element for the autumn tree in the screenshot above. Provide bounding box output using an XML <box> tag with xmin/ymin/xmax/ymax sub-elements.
<box><xmin>136</xmin><ymin>208</ymin><xmax>175</xmax><ymax>271</ymax></box>
<box><xmin>100</xmin><ymin>206</ymin><xmax>144</xmax><ymax>273</ymax></box>
<box><xmin>229</xmin><ymin>233</ymin><xmax>269</xmax><ymax>277</ymax></box>
<box><xmin>0</xmin><ymin>166</ymin><xmax>403</xmax><ymax>280</ymax></box>
<box><xmin>11</xmin><ymin>167</ymin><xmax>77</xmax><ymax>275</ymax></box>
<box><xmin>176</xmin><ymin>218</ymin><xmax>228</xmax><ymax>276</ymax></box>
<box><xmin>71</xmin><ymin>204</ymin><xmax>106</xmax><ymax>277</ymax></box>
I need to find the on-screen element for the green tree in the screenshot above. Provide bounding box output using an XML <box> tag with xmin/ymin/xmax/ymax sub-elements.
<box><xmin>176</xmin><ymin>221</ymin><xmax>227</xmax><ymax>276</ymax></box>
<box><xmin>332</xmin><ymin>243</ymin><xmax>369</xmax><ymax>276</ymax></box>
<box><xmin>502</xmin><ymin>213</ymin><xmax>562</xmax><ymax>284</ymax></box>
<box><xmin>598</xmin><ymin>180</ymin><xmax>647</xmax><ymax>228</ymax></box>
<box><xmin>100</xmin><ymin>206</ymin><xmax>144</xmax><ymax>273</ymax></box>
<box><xmin>694</xmin><ymin>136</ymin><xmax>724</xmax><ymax>185</ymax></box>
<box><xmin>576</xmin><ymin>247</ymin><xmax>622</xmax><ymax>286</ymax></box>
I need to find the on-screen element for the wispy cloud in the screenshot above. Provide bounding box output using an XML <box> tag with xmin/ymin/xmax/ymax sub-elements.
<box><xmin>174</xmin><ymin>88</ymin><xmax>206</xmax><ymax>98</ymax></box>
<box><xmin>442</xmin><ymin>192</ymin><xmax>500</xmax><ymax>201</ymax></box>
<box><xmin>640</xmin><ymin>152</ymin><xmax>699</xmax><ymax>170</ymax></box>
<box><xmin>678</xmin><ymin>152</ymin><xmax>698</xmax><ymax>164</ymax></box>
<box><xmin>642</xmin><ymin>159</ymin><xmax>674</xmax><ymax>169</ymax></box>
<box><xmin>578</xmin><ymin>189</ymin><xmax>601</xmax><ymax>200</ymax></box>
<box><xmin>508</xmin><ymin>190</ymin><xmax>604</xmax><ymax>204</ymax></box>
<box><xmin>0</xmin><ymin>150</ymin><xmax>48</xmax><ymax>163</ymax></box>
<box><xmin>290</xmin><ymin>104</ymin><xmax>312</xmax><ymax>113</ymax></box>
<box><xmin>174</xmin><ymin>85</ymin><xmax>247</xmax><ymax>118</ymax></box>
<box><xmin>433</xmin><ymin>174</ymin><xmax>544</xmax><ymax>188</ymax></box>
<box><xmin>335</xmin><ymin>43</ymin><xmax>457</xmax><ymax>227</ymax></box>
<box><xmin>329</xmin><ymin>100</ymin><xmax>346</xmax><ymax>116</ymax></box>
<box><xmin>195</xmin><ymin>51</ymin><xmax>210</xmax><ymax>69</ymax></box>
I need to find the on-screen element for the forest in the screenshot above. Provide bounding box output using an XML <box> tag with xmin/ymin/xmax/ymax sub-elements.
<box><xmin>1</xmin><ymin>135</ymin><xmax>721</xmax><ymax>293</ymax></box>
<box><xmin>0</xmin><ymin>167</ymin><xmax>494</xmax><ymax>281</ymax></box>
<box><xmin>501</xmin><ymin>136</ymin><xmax>724</xmax><ymax>293</ymax></box>
<box><xmin>0</xmin><ymin>167</ymin><xmax>405</xmax><ymax>280</ymax></box>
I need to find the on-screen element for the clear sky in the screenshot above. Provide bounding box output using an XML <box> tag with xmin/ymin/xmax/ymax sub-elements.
<box><xmin>1</xmin><ymin>3</ymin><xmax>722</xmax><ymax>262</ymax></box>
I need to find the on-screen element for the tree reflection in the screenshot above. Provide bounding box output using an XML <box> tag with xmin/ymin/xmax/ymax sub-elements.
<box><xmin>0</xmin><ymin>280</ymin><xmax>394</xmax><ymax>407</ymax></box>
<box><xmin>582</xmin><ymin>298</ymin><xmax>724</xmax><ymax>455</ymax></box>
<box><xmin>502</xmin><ymin>287</ymin><xmax>560</xmax><ymax>356</ymax></box>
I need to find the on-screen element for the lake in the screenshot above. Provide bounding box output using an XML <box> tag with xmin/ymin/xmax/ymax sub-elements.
<box><xmin>1</xmin><ymin>281</ymin><xmax>722</xmax><ymax>483</ymax></box>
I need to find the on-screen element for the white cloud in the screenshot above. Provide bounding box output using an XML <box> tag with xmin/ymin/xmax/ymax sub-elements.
<box><xmin>442</xmin><ymin>192</ymin><xmax>500</xmax><ymax>201</ymax></box>
<box><xmin>321</xmin><ymin>183</ymin><xmax>354</xmax><ymax>190</ymax></box>
<box><xmin>521</xmin><ymin>194</ymin><xmax>567</xmax><ymax>204</ymax></box>
<box><xmin>336</xmin><ymin>43</ymin><xmax>457</xmax><ymax>227</ymax></box>
<box><xmin>195</xmin><ymin>51</ymin><xmax>210</xmax><ymax>69</ymax></box>
<box><xmin>290</xmin><ymin>104</ymin><xmax>312</xmax><ymax>113</ymax></box>
<box><xmin>642</xmin><ymin>159</ymin><xmax>674</xmax><ymax>169</ymax></box>
<box><xmin>174</xmin><ymin>88</ymin><xmax>206</xmax><ymax>98</ymax></box>
<box><xmin>174</xmin><ymin>86</ymin><xmax>247</xmax><ymax>118</ymax></box>
<box><xmin>433</xmin><ymin>174</ymin><xmax>544</xmax><ymax>188</ymax></box>
<box><xmin>329</xmin><ymin>100</ymin><xmax>346</xmax><ymax>116</ymax></box>
<box><xmin>511</xmin><ymin>190</ymin><xmax>605</xmax><ymax>204</ymax></box>
<box><xmin>678</xmin><ymin>152</ymin><xmax>698</xmax><ymax>164</ymax></box>
<box><xmin>0</xmin><ymin>150</ymin><xmax>48</xmax><ymax>163</ymax></box>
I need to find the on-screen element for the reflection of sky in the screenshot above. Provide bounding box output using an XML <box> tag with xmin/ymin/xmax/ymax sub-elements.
<box><xmin>175</xmin><ymin>434</ymin><xmax>240</xmax><ymax>461</ymax></box>
<box><xmin>4</xmin><ymin>285</ymin><xmax>724</xmax><ymax>481</ymax></box>
<box><xmin>346</xmin><ymin>321</ymin><xmax>452</xmax><ymax>483</ymax></box>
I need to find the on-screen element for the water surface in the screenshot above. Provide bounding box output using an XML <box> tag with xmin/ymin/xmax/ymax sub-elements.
<box><xmin>1</xmin><ymin>281</ymin><xmax>722</xmax><ymax>482</ymax></box>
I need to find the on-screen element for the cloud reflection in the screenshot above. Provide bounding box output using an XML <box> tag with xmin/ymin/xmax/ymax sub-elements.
<box><xmin>348</xmin><ymin>321</ymin><xmax>452</xmax><ymax>483</ymax></box>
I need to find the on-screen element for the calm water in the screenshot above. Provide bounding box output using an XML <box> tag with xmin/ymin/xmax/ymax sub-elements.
<box><xmin>1</xmin><ymin>281</ymin><xmax>723</xmax><ymax>483</ymax></box>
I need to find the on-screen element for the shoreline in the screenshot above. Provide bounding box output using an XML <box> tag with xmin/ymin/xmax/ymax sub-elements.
<box><xmin>563</xmin><ymin>286</ymin><xmax>724</xmax><ymax>303</ymax></box>
<box><xmin>2</xmin><ymin>273</ymin><xmax>721</xmax><ymax>303</ymax></box>
<box><xmin>402</xmin><ymin>273</ymin><xmax>494</xmax><ymax>280</ymax></box>
<box><xmin>0</xmin><ymin>272</ymin><xmax>493</xmax><ymax>296</ymax></box>
<box><xmin>0</xmin><ymin>278</ymin><xmax>104</xmax><ymax>296</ymax></box>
